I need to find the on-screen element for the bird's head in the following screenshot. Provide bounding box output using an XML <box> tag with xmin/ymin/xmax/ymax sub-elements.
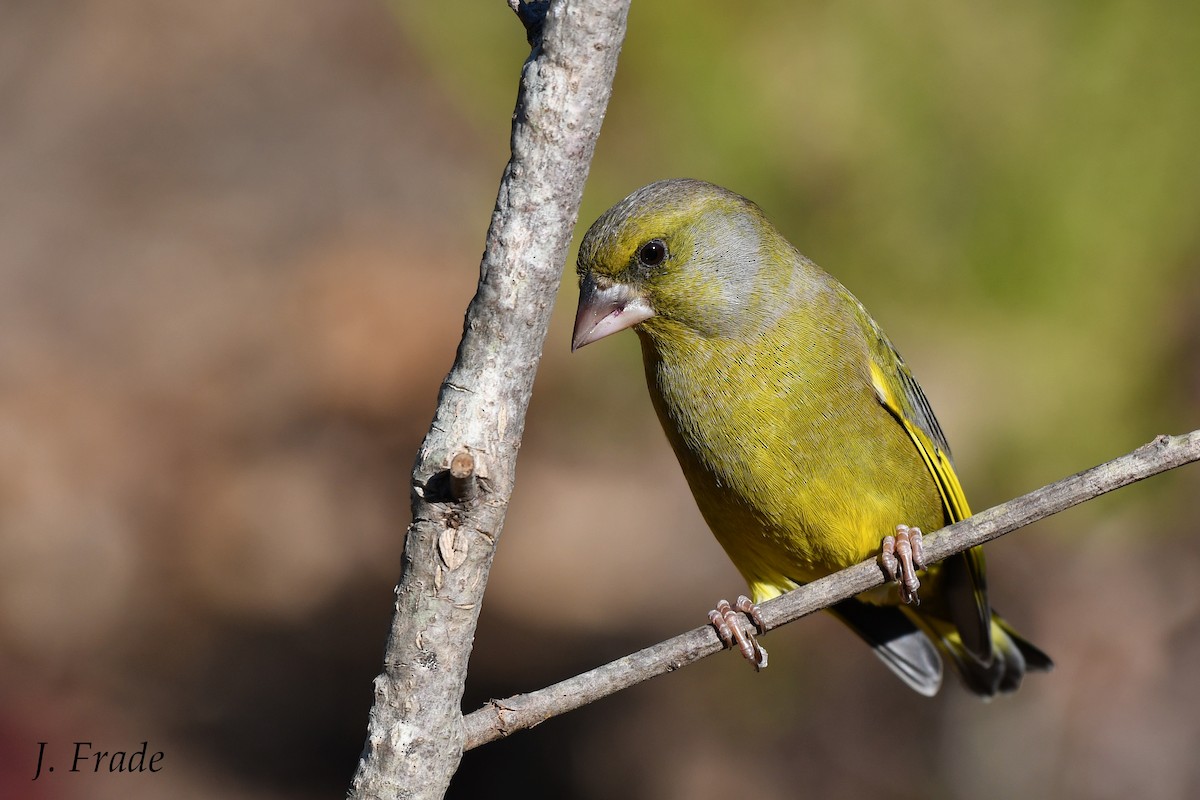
<box><xmin>572</xmin><ymin>179</ymin><xmax>790</xmax><ymax>351</ymax></box>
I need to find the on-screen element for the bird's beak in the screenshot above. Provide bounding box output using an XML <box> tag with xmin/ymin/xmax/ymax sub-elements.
<box><xmin>571</xmin><ymin>276</ymin><xmax>655</xmax><ymax>352</ymax></box>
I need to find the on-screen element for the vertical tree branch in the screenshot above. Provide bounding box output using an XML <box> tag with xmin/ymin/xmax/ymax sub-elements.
<box><xmin>348</xmin><ymin>2</ymin><xmax>630</xmax><ymax>798</ymax></box>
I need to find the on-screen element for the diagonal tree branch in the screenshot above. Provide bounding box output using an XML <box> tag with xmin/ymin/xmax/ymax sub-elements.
<box><xmin>348</xmin><ymin>2</ymin><xmax>630</xmax><ymax>798</ymax></box>
<box><xmin>463</xmin><ymin>430</ymin><xmax>1200</xmax><ymax>750</ymax></box>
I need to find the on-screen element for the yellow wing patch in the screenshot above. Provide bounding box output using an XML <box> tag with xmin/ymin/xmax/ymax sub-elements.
<box><xmin>868</xmin><ymin>361</ymin><xmax>969</xmax><ymax>521</ymax></box>
<box><xmin>869</xmin><ymin>358</ymin><xmax>992</xmax><ymax>659</ymax></box>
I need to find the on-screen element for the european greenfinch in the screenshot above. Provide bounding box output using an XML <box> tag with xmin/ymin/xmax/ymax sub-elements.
<box><xmin>572</xmin><ymin>179</ymin><xmax>1051</xmax><ymax>696</ymax></box>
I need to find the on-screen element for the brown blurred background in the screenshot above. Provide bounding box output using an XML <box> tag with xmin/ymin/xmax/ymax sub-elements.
<box><xmin>2</xmin><ymin>1</ymin><xmax>1199</xmax><ymax>798</ymax></box>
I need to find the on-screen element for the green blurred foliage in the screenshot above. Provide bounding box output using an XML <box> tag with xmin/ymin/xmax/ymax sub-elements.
<box><xmin>395</xmin><ymin>0</ymin><xmax>1200</xmax><ymax>516</ymax></box>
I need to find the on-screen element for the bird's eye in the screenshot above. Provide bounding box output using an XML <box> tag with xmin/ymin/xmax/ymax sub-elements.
<box><xmin>636</xmin><ymin>239</ymin><xmax>667</xmax><ymax>267</ymax></box>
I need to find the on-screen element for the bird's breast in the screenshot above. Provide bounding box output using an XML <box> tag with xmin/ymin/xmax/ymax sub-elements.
<box><xmin>640</xmin><ymin>327</ymin><xmax>942</xmax><ymax>595</ymax></box>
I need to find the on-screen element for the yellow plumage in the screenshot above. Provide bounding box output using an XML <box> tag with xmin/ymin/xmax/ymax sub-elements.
<box><xmin>573</xmin><ymin>178</ymin><xmax>1051</xmax><ymax>696</ymax></box>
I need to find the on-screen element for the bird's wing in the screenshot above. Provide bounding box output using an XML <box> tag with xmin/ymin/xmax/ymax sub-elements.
<box><xmin>865</xmin><ymin>344</ymin><xmax>966</xmax><ymax>521</ymax></box>
<box><xmin>861</xmin><ymin>311</ymin><xmax>992</xmax><ymax>660</ymax></box>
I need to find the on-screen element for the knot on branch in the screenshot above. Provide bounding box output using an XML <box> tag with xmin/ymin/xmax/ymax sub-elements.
<box><xmin>449</xmin><ymin>451</ymin><xmax>479</xmax><ymax>504</ymax></box>
<box><xmin>422</xmin><ymin>450</ymin><xmax>486</xmax><ymax>506</ymax></box>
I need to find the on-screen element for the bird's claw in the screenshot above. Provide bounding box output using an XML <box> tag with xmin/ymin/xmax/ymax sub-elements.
<box><xmin>879</xmin><ymin>524</ymin><xmax>925</xmax><ymax>605</ymax></box>
<box><xmin>709</xmin><ymin>595</ymin><xmax>768</xmax><ymax>670</ymax></box>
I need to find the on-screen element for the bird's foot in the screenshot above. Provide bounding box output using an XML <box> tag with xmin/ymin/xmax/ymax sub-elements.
<box><xmin>708</xmin><ymin>595</ymin><xmax>768</xmax><ymax>670</ymax></box>
<box><xmin>879</xmin><ymin>524</ymin><xmax>925</xmax><ymax>605</ymax></box>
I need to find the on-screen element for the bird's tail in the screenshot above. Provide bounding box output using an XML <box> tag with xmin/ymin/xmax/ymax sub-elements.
<box><xmin>930</xmin><ymin>613</ymin><xmax>1054</xmax><ymax>698</ymax></box>
<box><xmin>830</xmin><ymin>597</ymin><xmax>944</xmax><ymax>696</ymax></box>
<box><xmin>832</xmin><ymin>598</ymin><xmax>1052</xmax><ymax>698</ymax></box>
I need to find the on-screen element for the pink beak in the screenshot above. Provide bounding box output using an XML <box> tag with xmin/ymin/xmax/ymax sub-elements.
<box><xmin>571</xmin><ymin>277</ymin><xmax>655</xmax><ymax>351</ymax></box>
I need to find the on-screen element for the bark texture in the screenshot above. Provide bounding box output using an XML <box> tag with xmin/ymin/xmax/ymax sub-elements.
<box><xmin>349</xmin><ymin>2</ymin><xmax>630</xmax><ymax>797</ymax></box>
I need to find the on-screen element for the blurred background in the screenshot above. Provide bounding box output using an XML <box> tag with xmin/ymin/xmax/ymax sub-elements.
<box><xmin>2</xmin><ymin>1</ymin><xmax>1199</xmax><ymax>798</ymax></box>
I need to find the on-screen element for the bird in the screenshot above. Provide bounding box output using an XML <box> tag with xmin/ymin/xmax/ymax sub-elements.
<box><xmin>571</xmin><ymin>178</ymin><xmax>1051</xmax><ymax>697</ymax></box>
